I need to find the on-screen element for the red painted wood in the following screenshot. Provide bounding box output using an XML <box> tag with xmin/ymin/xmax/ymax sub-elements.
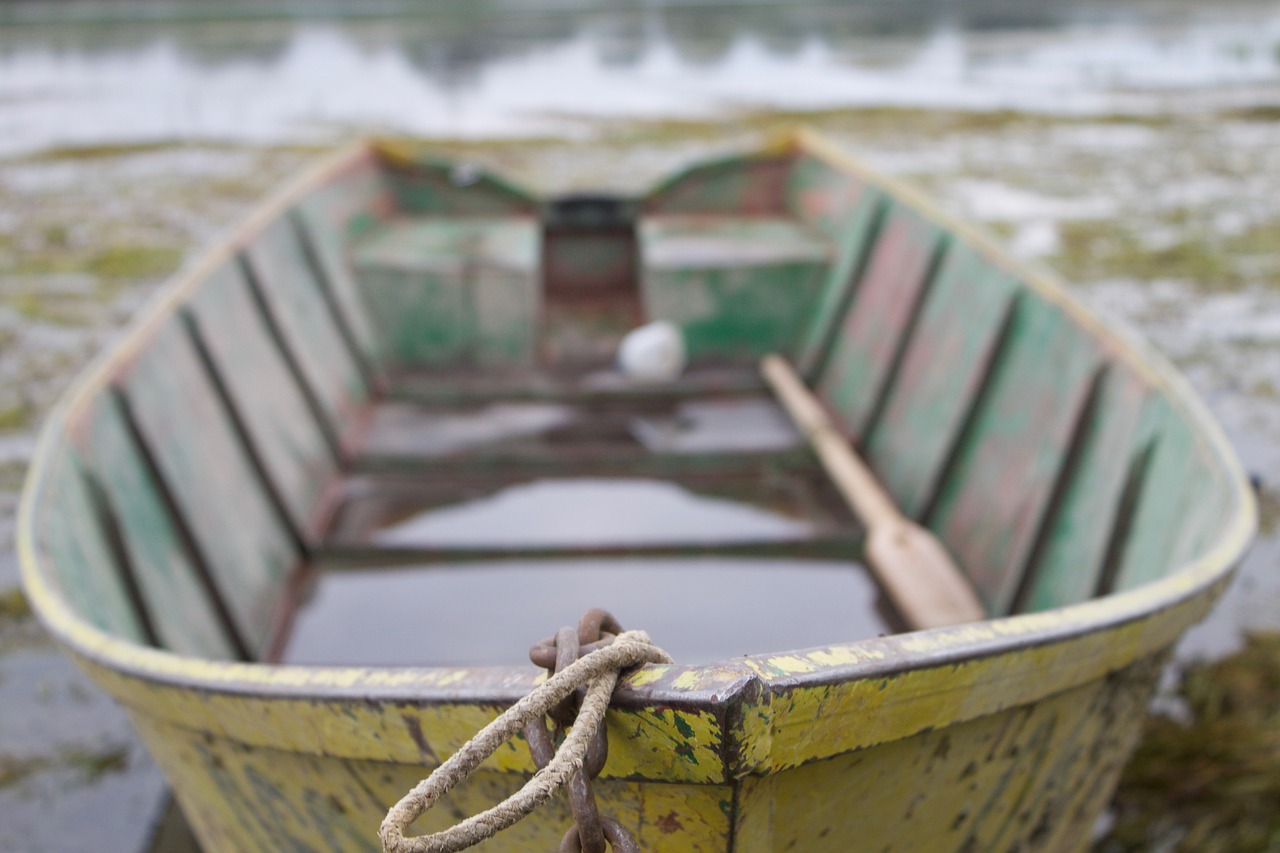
<box><xmin>925</xmin><ymin>297</ymin><xmax>1103</xmax><ymax>615</ymax></box>
<box><xmin>814</xmin><ymin>204</ymin><xmax>942</xmax><ymax>437</ymax></box>
<box><xmin>863</xmin><ymin>244</ymin><xmax>1018</xmax><ymax>520</ymax></box>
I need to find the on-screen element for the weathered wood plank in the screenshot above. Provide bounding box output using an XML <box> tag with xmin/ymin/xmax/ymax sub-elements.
<box><xmin>1017</xmin><ymin>365</ymin><xmax>1150</xmax><ymax>611</ymax></box>
<box><xmin>862</xmin><ymin>245</ymin><xmax>1019</xmax><ymax>519</ymax></box>
<box><xmin>643</xmin><ymin>154</ymin><xmax>790</xmax><ymax>216</ymax></box>
<box><xmin>291</xmin><ymin>155</ymin><xmax>394</xmax><ymax>375</ymax></box>
<box><xmin>814</xmin><ymin>205</ymin><xmax>945</xmax><ymax>437</ymax></box>
<box><xmin>34</xmin><ymin>451</ymin><xmax>147</xmax><ymax>642</ymax></box>
<box><xmin>762</xmin><ymin>353</ymin><xmax>984</xmax><ymax>628</ymax></box>
<box><xmin>184</xmin><ymin>262</ymin><xmax>336</xmax><ymax>542</ymax></box>
<box><xmin>71</xmin><ymin>394</ymin><xmax>240</xmax><ymax>658</ymax></box>
<box><xmin>378</xmin><ymin>150</ymin><xmax>539</xmax><ymax>216</ymax></box>
<box><xmin>924</xmin><ymin>296</ymin><xmax>1103</xmax><ymax>615</ymax></box>
<box><xmin>316</xmin><ymin>536</ymin><xmax>862</xmax><ymax>570</ymax></box>
<box><xmin>113</xmin><ymin>318</ymin><xmax>296</xmax><ymax>655</ymax></box>
<box><xmin>793</xmin><ymin>188</ymin><xmax>885</xmax><ymax>377</ymax></box>
<box><xmin>349</xmin><ymin>445</ymin><xmax>817</xmax><ymax>478</ymax></box>
<box><xmin>388</xmin><ymin>367</ymin><xmax>765</xmax><ymax>406</ymax></box>
<box><xmin>1111</xmin><ymin>397</ymin><xmax>1209</xmax><ymax>591</ymax></box>
<box><xmin>785</xmin><ymin>151</ymin><xmax>873</xmax><ymax>240</ymax></box>
<box><xmin>640</xmin><ymin>216</ymin><xmax>832</xmax><ymax>361</ymax></box>
<box><xmin>351</xmin><ymin>217</ymin><xmax>540</xmax><ymax>369</ymax></box>
<box><xmin>243</xmin><ymin>217</ymin><xmax>368</xmax><ymax>449</ymax></box>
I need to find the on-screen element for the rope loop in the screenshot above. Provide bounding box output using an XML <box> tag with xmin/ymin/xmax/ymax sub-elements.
<box><xmin>379</xmin><ymin>630</ymin><xmax>671</xmax><ymax>853</ymax></box>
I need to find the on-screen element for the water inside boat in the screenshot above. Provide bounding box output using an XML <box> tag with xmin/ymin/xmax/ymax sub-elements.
<box><xmin>285</xmin><ymin>558</ymin><xmax>894</xmax><ymax>666</ymax></box>
<box><xmin>292</xmin><ymin>389</ymin><xmax>889</xmax><ymax>664</ymax></box>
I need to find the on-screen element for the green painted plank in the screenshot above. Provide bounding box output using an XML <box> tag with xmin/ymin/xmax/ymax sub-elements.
<box><xmin>185</xmin><ymin>262</ymin><xmax>335</xmax><ymax>542</ymax></box>
<box><xmin>115</xmin><ymin>318</ymin><xmax>296</xmax><ymax>655</ymax></box>
<box><xmin>34</xmin><ymin>451</ymin><xmax>146</xmax><ymax>642</ymax></box>
<box><xmin>925</xmin><ymin>296</ymin><xmax>1103</xmax><ymax>616</ymax></box>
<box><xmin>793</xmin><ymin>189</ymin><xmax>885</xmax><ymax>378</ymax></box>
<box><xmin>244</xmin><ymin>217</ymin><xmax>369</xmax><ymax>448</ymax></box>
<box><xmin>291</xmin><ymin>158</ymin><xmax>391</xmax><ymax>377</ymax></box>
<box><xmin>643</xmin><ymin>154</ymin><xmax>790</xmax><ymax>216</ymax></box>
<box><xmin>386</xmin><ymin>368</ymin><xmax>765</xmax><ymax>406</ymax></box>
<box><xmin>1111</xmin><ymin>397</ymin><xmax>1210</xmax><ymax>591</ymax></box>
<box><xmin>353</xmin><ymin>217</ymin><xmax>540</xmax><ymax>272</ymax></box>
<box><xmin>291</xmin><ymin>211</ymin><xmax>382</xmax><ymax>378</ymax></box>
<box><xmin>73</xmin><ymin>394</ymin><xmax>239</xmax><ymax>658</ymax></box>
<box><xmin>1169</xmin><ymin>461</ymin><xmax>1233</xmax><ymax>567</ymax></box>
<box><xmin>640</xmin><ymin>216</ymin><xmax>831</xmax><ymax>361</ymax></box>
<box><xmin>785</xmin><ymin>152</ymin><xmax>872</xmax><ymax>240</ymax></box>
<box><xmin>351</xmin><ymin>217</ymin><xmax>540</xmax><ymax>369</ymax></box>
<box><xmin>355</xmin><ymin>263</ymin><xmax>471</xmax><ymax>367</ymax></box>
<box><xmin>861</xmin><ymin>244</ymin><xmax>1019</xmax><ymax>519</ymax></box>
<box><xmin>382</xmin><ymin>157</ymin><xmax>539</xmax><ymax>216</ymax></box>
<box><xmin>1019</xmin><ymin>366</ymin><xmax>1150</xmax><ymax>611</ymax></box>
<box><xmin>814</xmin><ymin>205</ymin><xmax>944</xmax><ymax>437</ymax></box>
<box><xmin>470</xmin><ymin>266</ymin><xmax>541</xmax><ymax>366</ymax></box>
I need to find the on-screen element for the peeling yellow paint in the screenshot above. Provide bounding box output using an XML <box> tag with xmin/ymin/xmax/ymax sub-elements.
<box><xmin>622</xmin><ymin>664</ymin><xmax>672</xmax><ymax>687</ymax></box>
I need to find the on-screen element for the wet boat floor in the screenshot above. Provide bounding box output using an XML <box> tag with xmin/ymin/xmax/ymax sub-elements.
<box><xmin>286</xmin><ymin>389</ymin><xmax>898</xmax><ymax>666</ymax></box>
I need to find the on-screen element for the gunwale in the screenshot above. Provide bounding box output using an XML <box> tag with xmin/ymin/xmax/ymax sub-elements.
<box><xmin>16</xmin><ymin>130</ymin><xmax>1257</xmax><ymax>778</ymax></box>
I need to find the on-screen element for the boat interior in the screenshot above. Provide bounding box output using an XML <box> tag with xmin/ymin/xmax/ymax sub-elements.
<box><xmin>28</xmin><ymin>137</ymin><xmax>1238</xmax><ymax>668</ymax></box>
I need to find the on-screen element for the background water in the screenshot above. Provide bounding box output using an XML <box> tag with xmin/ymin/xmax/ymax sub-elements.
<box><xmin>1</xmin><ymin>2</ymin><xmax>1278</xmax><ymax>851</ymax></box>
<box><xmin>3</xmin><ymin>0</ymin><xmax>1280</xmax><ymax>156</ymax></box>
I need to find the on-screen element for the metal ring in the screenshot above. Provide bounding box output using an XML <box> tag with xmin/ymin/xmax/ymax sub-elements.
<box><xmin>578</xmin><ymin>608</ymin><xmax>623</xmax><ymax>646</ymax></box>
<box><xmin>582</xmin><ymin>716</ymin><xmax>608</xmax><ymax>779</ymax></box>
<box><xmin>566</xmin><ymin>771</ymin><xmax>606</xmax><ymax>853</ymax></box>
<box><xmin>529</xmin><ymin>636</ymin><xmax>559</xmax><ymax>670</ymax></box>
<box><xmin>559</xmin><ymin>816</ymin><xmax>641</xmax><ymax>853</ymax></box>
<box><xmin>550</xmin><ymin>626</ymin><xmax>581</xmax><ymax>728</ymax></box>
<box><xmin>522</xmin><ymin>715</ymin><xmax>556</xmax><ymax>769</ymax></box>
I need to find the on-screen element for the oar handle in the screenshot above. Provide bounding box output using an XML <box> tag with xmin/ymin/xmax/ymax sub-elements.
<box><xmin>760</xmin><ymin>354</ymin><xmax>903</xmax><ymax>532</ymax></box>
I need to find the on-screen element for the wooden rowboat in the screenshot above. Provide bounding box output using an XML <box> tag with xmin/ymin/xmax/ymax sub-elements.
<box><xmin>19</xmin><ymin>130</ymin><xmax>1255</xmax><ymax>851</ymax></box>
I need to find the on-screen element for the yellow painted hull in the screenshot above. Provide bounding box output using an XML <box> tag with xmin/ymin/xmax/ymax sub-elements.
<box><xmin>18</xmin><ymin>131</ymin><xmax>1255</xmax><ymax>851</ymax></box>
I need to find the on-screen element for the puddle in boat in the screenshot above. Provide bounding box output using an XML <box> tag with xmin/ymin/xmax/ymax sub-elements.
<box><xmin>284</xmin><ymin>558</ymin><xmax>895</xmax><ymax>666</ymax></box>
<box><xmin>362</xmin><ymin>402</ymin><xmax>577</xmax><ymax>457</ymax></box>
<box><xmin>360</xmin><ymin>396</ymin><xmax>801</xmax><ymax>458</ymax></box>
<box><xmin>629</xmin><ymin>398</ymin><xmax>800</xmax><ymax>453</ymax></box>
<box><xmin>368</xmin><ymin>478</ymin><xmax>818</xmax><ymax>547</ymax></box>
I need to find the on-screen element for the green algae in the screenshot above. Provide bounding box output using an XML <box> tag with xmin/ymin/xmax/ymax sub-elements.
<box><xmin>1099</xmin><ymin>633</ymin><xmax>1280</xmax><ymax>853</ymax></box>
<box><xmin>0</xmin><ymin>588</ymin><xmax>30</xmax><ymax>621</ymax></box>
<box><xmin>1257</xmin><ymin>487</ymin><xmax>1279</xmax><ymax>536</ymax></box>
<box><xmin>14</xmin><ymin>139</ymin><xmax>224</xmax><ymax>163</ymax></box>
<box><xmin>1052</xmin><ymin>216</ymin><xmax>1280</xmax><ymax>293</ymax></box>
<box><xmin>1218</xmin><ymin>105</ymin><xmax>1280</xmax><ymax>122</ymax></box>
<box><xmin>87</xmin><ymin>245</ymin><xmax>183</xmax><ymax>279</ymax></box>
<box><xmin>0</xmin><ymin>402</ymin><xmax>31</xmax><ymax>431</ymax></box>
<box><xmin>592</xmin><ymin>107</ymin><xmax>1178</xmax><ymax>146</ymax></box>
<box><xmin>4</xmin><ymin>244</ymin><xmax>180</xmax><ymax>279</ymax></box>
<box><xmin>0</xmin><ymin>745</ymin><xmax>130</xmax><ymax>790</ymax></box>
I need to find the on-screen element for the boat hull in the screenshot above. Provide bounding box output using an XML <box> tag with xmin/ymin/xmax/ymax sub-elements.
<box><xmin>18</xmin><ymin>132</ymin><xmax>1255</xmax><ymax>851</ymax></box>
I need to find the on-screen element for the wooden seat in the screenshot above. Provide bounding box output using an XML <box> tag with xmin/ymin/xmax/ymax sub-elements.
<box><xmin>639</xmin><ymin>214</ymin><xmax>832</xmax><ymax>362</ymax></box>
<box><xmin>351</xmin><ymin>216</ymin><xmax>541</xmax><ymax>369</ymax></box>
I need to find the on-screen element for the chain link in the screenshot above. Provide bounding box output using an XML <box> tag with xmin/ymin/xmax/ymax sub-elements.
<box><xmin>524</xmin><ymin>608</ymin><xmax>640</xmax><ymax>853</ymax></box>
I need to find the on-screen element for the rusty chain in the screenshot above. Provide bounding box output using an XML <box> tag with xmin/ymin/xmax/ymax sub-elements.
<box><xmin>380</xmin><ymin>610</ymin><xmax>668</xmax><ymax>853</ymax></box>
<box><xmin>524</xmin><ymin>609</ymin><xmax>641</xmax><ymax>853</ymax></box>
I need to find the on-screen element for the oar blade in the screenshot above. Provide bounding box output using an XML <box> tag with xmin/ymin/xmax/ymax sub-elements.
<box><xmin>866</xmin><ymin>522</ymin><xmax>987</xmax><ymax>629</ymax></box>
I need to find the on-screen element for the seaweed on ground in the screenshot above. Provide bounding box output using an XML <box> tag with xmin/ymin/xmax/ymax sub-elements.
<box><xmin>1099</xmin><ymin>633</ymin><xmax>1280</xmax><ymax>853</ymax></box>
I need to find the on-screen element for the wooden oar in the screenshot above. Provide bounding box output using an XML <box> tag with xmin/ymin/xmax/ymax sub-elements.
<box><xmin>760</xmin><ymin>354</ymin><xmax>985</xmax><ymax>629</ymax></box>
